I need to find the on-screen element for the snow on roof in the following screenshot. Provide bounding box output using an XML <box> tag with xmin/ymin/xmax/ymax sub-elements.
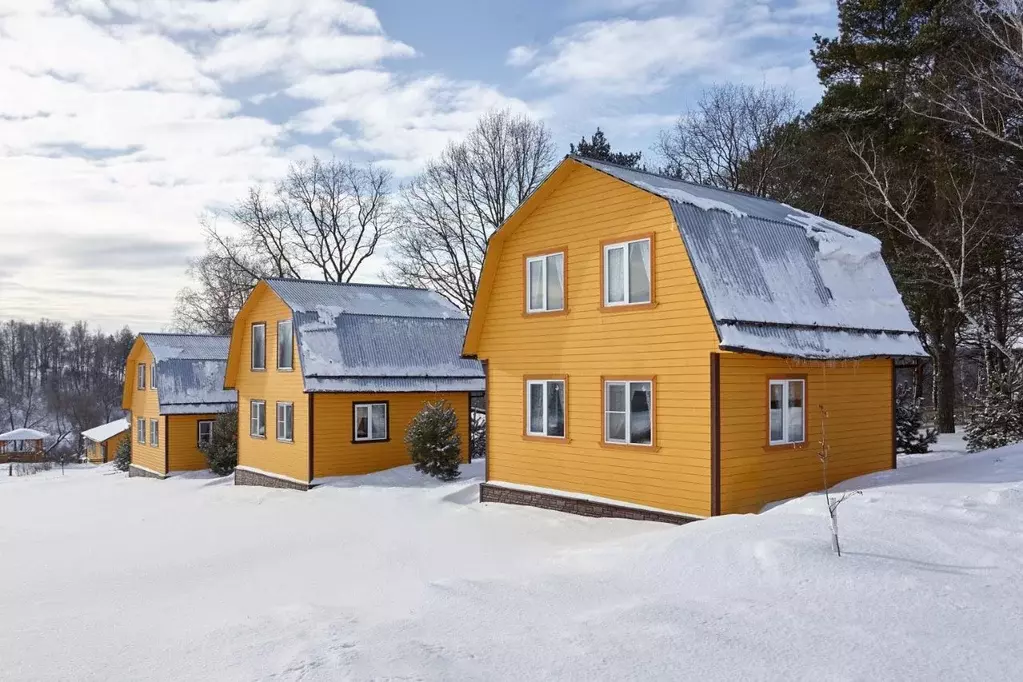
<box><xmin>81</xmin><ymin>419</ymin><xmax>129</xmax><ymax>443</ymax></box>
<box><xmin>265</xmin><ymin>279</ymin><xmax>484</xmax><ymax>393</ymax></box>
<box><xmin>140</xmin><ymin>333</ymin><xmax>231</xmax><ymax>362</ymax></box>
<box><xmin>0</xmin><ymin>428</ymin><xmax>48</xmax><ymax>441</ymax></box>
<box><xmin>574</xmin><ymin>156</ymin><xmax>927</xmax><ymax>359</ymax></box>
<box><xmin>138</xmin><ymin>334</ymin><xmax>236</xmax><ymax>413</ymax></box>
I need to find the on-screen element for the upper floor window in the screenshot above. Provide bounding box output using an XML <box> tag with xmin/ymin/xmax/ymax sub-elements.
<box><xmin>769</xmin><ymin>379</ymin><xmax>805</xmax><ymax>445</ymax></box>
<box><xmin>251</xmin><ymin>323</ymin><xmax>266</xmax><ymax>371</ymax></box>
<box><xmin>277</xmin><ymin>320</ymin><xmax>294</xmax><ymax>370</ymax></box>
<box><xmin>137</xmin><ymin>363</ymin><xmax>146</xmax><ymax>390</ymax></box>
<box><xmin>526</xmin><ymin>379</ymin><xmax>566</xmax><ymax>438</ymax></box>
<box><xmin>150</xmin><ymin>363</ymin><xmax>157</xmax><ymax>390</ymax></box>
<box><xmin>603</xmin><ymin>237</ymin><xmax>652</xmax><ymax>307</ymax></box>
<box><xmin>604</xmin><ymin>380</ymin><xmax>653</xmax><ymax>446</ymax></box>
<box><xmin>526</xmin><ymin>252</ymin><xmax>565</xmax><ymax>313</ymax></box>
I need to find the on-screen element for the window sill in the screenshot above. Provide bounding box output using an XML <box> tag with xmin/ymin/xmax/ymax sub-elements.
<box><xmin>523</xmin><ymin>434</ymin><xmax>571</xmax><ymax>443</ymax></box>
<box><xmin>351</xmin><ymin>438</ymin><xmax>390</xmax><ymax>445</ymax></box>
<box><xmin>522</xmin><ymin>308</ymin><xmax>569</xmax><ymax>318</ymax></box>
<box><xmin>250</xmin><ymin>368</ymin><xmax>267</xmax><ymax>373</ymax></box>
<box><xmin>250</xmin><ymin>434</ymin><xmax>267</xmax><ymax>440</ymax></box>
<box><xmin>276</xmin><ymin>367</ymin><xmax>294</xmax><ymax>372</ymax></box>
<box><xmin>766</xmin><ymin>440</ymin><xmax>809</xmax><ymax>451</ymax></box>
<box><xmin>276</xmin><ymin>438</ymin><xmax>294</xmax><ymax>444</ymax></box>
<box><xmin>598</xmin><ymin>440</ymin><xmax>660</xmax><ymax>452</ymax></box>
<box><xmin>599</xmin><ymin>301</ymin><xmax>658</xmax><ymax>313</ymax></box>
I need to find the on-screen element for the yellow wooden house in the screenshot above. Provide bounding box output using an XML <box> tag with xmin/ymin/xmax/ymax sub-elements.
<box><xmin>82</xmin><ymin>418</ymin><xmax>130</xmax><ymax>464</ymax></box>
<box><xmin>463</xmin><ymin>156</ymin><xmax>927</xmax><ymax>522</ymax></box>
<box><xmin>122</xmin><ymin>333</ymin><xmax>237</xmax><ymax>478</ymax></box>
<box><xmin>224</xmin><ymin>278</ymin><xmax>485</xmax><ymax>490</ymax></box>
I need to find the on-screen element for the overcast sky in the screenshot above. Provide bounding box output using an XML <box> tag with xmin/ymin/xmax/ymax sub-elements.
<box><xmin>0</xmin><ymin>0</ymin><xmax>836</xmax><ymax>332</ymax></box>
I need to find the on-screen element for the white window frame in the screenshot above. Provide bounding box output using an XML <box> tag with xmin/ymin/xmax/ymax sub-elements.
<box><xmin>251</xmin><ymin>323</ymin><xmax>266</xmax><ymax>371</ymax></box>
<box><xmin>137</xmin><ymin>363</ymin><xmax>146</xmax><ymax>390</ymax></box>
<box><xmin>603</xmin><ymin>380</ymin><xmax>654</xmax><ymax>446</ymax></box>
<box><xmin>769</xmin><ymin>379</ymin><xmax>806</xmax><ymax>446</ymax></box>
<box><xmin>149</xmin><ymin>418</ymin><xmax>159</xmax><ymax>447</ymax></box>
<box><xmin>602</xmin><ymin>237</ymin><xmax>652</xmax><ymax>307</ymax></box>
<box><xmin>276</xmin><ymin>402</ymin><xmax>294</xmax><ymax>443</ymax></box>
<box><xmin>150</xmin><ymin>363</ymin><xmax>157</xmax><ymax>390</ymax></box>
<box><xmin>250</xmin><ymin>400</ymin><xmax>266</xmax><ymax>438</ymax></box>
<box><xmin>525</xmin><ymin>252</ymin><xmax>565</xmax><ymax>313</ymax></box>
<box><xmin>197</xmin><ymin>420</ymin><xmax>214</xmax><ymax>447</ymax></box>
<box><xmin>525</xmin><ymin>379</ymin><xmax>566</xmax><ymax>438</ymax></box>
<box><xmin>136</xmin><ymin>417</ymin><xmax>146</xmax><ymax>445</ymax></box>
<box><xmin>277</xmin><ymin>320</ymin><xmax>294</xmax><ymax>370</ymax></box>
<box><xmin>353</xmin><ymin>402</ymin><xmax>388</xmax><ymax>442</ymax></box>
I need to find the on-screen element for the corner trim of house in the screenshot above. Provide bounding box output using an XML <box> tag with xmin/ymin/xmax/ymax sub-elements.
<box><xmin>890</xmin><ymin>358</ymin><xmax>897</xmax><ymax>470</ymax></box>
<box><xmin>234</xmin><ymin>465</ymin><xmax>311</xmax><ymax>491</ymax></box>
<box><xmin>479</xmin><ymin>482</ymin><xmax>700</xmax><ymax>526</ymax></box>
<box><xmin>128</xmin><ymin>463</ymin><xmax>166</xmax><ymax>480</ymax></box>
<box><xmin>710</xmin><ymin>351</ymin><xmax>721</xmax><ymax>516</ymax></box>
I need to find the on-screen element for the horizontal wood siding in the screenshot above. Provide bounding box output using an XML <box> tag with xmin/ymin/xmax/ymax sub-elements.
<box><xmin>719</xmin><ymin>355</ymin><xmax>894</xmax><ymax>514</ymax></box>
<box><xmin>313</xmin><ymin>392</ymin><xmax>471</xmax><ymax>478</ymax></box>
<box><xmin>234</xmin><ymin>288</ymin><xmax>309</xmax><ymax>482</ymax></box>
<box><xmin>128</xmin><ymin>343</ymin><xmax>165</xmax><ymax>475</ymax></box>
<box><xmin>476</xmin><ymin>166</ymin><xmax>720</xmax><ymax>517</ymax></box>
<box><xmin>167</xmin><ymin>414</ymin><xmax>221</xmax><ymax>472</ymax></box>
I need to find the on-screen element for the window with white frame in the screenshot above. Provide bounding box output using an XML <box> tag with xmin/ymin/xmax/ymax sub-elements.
<box><xmin>150</xmin><ymin>363</ymin><xmax>157</xmax><ymax>390</ymax></box>
<box><xmin>198</xmin><ymin>420</ymin><xmax>214</xmax><ymax>447</ymax></box>
<box><xmin>603</xmin><ymin>238</ymin><xmax>652</xmax><ymax>306</ymax></box>
<box><xmin>137</xmin><ymin>363</ymin><xmax>146</xmax><ymax>390</ymax></box>
<box><xmin>136</xmin><ymin>417</ymin><xmax>146</xmax><ymax>444</ymax></box>
<box><xmin>276</xmin><ymin>402</ymin><xmax>294</xmax><ymax>442</ymax></box>
<box><xmin>526</xmin><ymin>379</ymin><xmax>566</xmax><ymax>437</ymax></box>
<box><xmin>277</xmin><ymin>320</ymin><xmax>294</xmax><ymax>370</ymax></box>
<box><xmin>604</xmin><ymin>380</ymin><xmax>653</xmax><ymax>445</ymax></box>
<box><xmin>353</xmin><ymin>402</ymin><xmax>388</xmax><ymax>442</ymax></box>
<box><xmin>525</xmin><ymin>252</ymin><xmax>565</xmax><ymax>313</ymax></box>
<box><xmin>251</xmin><ymin>323</ymin><xmax>266</xmax><ymax>370</ymax></box>
<box><xmin>149</xmin><ymin>419</ymin><xmax>159</xmax><ymax>447</ymax></box>
<box><xmin>769</xmin><ymin>379</ymin><xmax>805</xmax><ymax>445</ymax></box>
<box><xmin>250</xmin><ymin>400</ymin><xmax>266</xmax><ymax>438</ymax></box>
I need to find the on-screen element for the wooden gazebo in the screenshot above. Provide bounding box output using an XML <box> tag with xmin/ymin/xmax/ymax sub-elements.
<box><xmin>0</xmin><ymin>428</ymin><xmax>48</xmax><ymax>463</ymax></box>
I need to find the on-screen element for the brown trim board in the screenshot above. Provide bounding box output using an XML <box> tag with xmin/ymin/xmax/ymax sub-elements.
<box><xmin>308</xmin><ymin>393</ymin><xmax>315</xmax><ymax>484</ymax></box>
<box><xmin>710</xmin><ymin>352</ymin><xmax>721</xmax><ymax>517</ymax></box>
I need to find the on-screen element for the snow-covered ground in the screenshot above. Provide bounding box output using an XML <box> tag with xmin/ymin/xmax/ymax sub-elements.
<box><xmin>2</xmin><ymin>447</ymin><xmax>1022</xmax><ymax>681</ymax></box>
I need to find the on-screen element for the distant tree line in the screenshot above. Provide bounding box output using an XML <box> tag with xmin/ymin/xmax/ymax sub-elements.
<box><xmin>174</xmin><ymin>0</ymin><xmax>1023</xmax><ymax>440</ymax></box>
<box><xmin>0</xmin><ymin>320</ymin><xmax>133</xmax><ymax>453</ymax></box>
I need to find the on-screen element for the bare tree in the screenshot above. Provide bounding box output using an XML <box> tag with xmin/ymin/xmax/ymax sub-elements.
<box><xmin>656</xmin><ymin>83</ymin><xmax>800</xmax><ymax>196</ymax></box>
<box><xmin>817</xmin><ymin>404</ymin><xmax>861</xmax><ymax>557</ymax></box>
<box><xmin>175</xmin><ymin>157</ymin><xmax>394</xmax><ymax>333</ymax></box>
<box><xmin>387</xmin><ymin>109</ymin><xmax>556</xmax><ymax>313</ymax></box>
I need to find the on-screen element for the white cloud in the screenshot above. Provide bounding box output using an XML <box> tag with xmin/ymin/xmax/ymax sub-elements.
<box><xmin>506</xmin><ymin>45</ymin><xmax>538</xmax><ymax>67</ymax></box>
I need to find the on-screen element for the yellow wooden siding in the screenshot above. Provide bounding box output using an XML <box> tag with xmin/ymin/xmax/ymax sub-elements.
<box><xmin>313</xmin><ymin>392</ymin><xmax>471</xmax><ymax>478</ymax></box>
<box><xmin>719</xmin><ymin>355</ymin><xmax>893</xmax><ymax>514</ymax></box>
<box><xmin>476</xmin><ymin>165</ymin><xmax>721</xmax><ymax>517</ymax></box>
<box><xmin>167</xmin><ymin>414</ymin><xmax>220</xmax><ymax>472</ymax></box>
<box><xmin>127</xmin><ymin>343</ymin><xmax>165</xmax><ymax>474</ymax></box>
<box><xmin>87</xmin><ymin>432</ymin><xmax>128</xmax><ymax>463</ymax></box>
<box><xmin>233</xmin><ymin>287</ymin><xmax>309</xmax><ymax>482</ymax></box>
<box><xmin>86</xmin><ymin>440</ymin><xmax>102</xmax><ymax>463</ymax></box>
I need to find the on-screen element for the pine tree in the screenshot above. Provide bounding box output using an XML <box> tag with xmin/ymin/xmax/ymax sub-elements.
<box><xmin>895</xmin><ymin>383</ymin><xmax>938</xmax><ymax>454</ymax></box>
<box><xmin>964</xmin><ymin>388</ymin><xmax>1023</xmax><ymax>453</ymax></box>
<box><xmin>405</xmin><ymin>400</ymin><xmax>462</xmax><ymax>481</ymax></box>
<box><xmin>199</xmin><ymin>409</ymin><xmax>238</xmax><ymax>476</ymax></box>
<box><xmin>113</xmin><ymin>435</ymin><xmax>131</xmax><ymax>472</ymax></box>
<box><xmin>570</xmin><ymin>128</ymin><xmax>642</xmax><ymax>168</ymax></box>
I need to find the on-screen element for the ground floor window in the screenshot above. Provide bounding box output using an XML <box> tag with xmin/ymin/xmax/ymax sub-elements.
<box><xmin>769</xmin><ymin>378</ymin><xmax>805</xmax><ymax>445</ymax></box>
<box><xmin>525</xmin><ymin>379</ymin><xmax>566</xmax><ymax>438</ymax></box>
<box><xmin>276</xmin><ymin>402</ymin><xmax>294</xmax><ymax>442</ymax></box>
<box><xmin>149</xmin><ymin>419</ymin><xmax>159</xmax><ymax>447</ymax></box>
<box><xmin>353</xmin><ymin>402</ymin><xmax>388</xmax><ymax>442</ymax></box>
<box><xmin>137</xmin><ymin>417</ymin><xmax>145</xmax><ymax>445</ymax></box>
<box><xmin>604</xmin><ymin>380</ymin><xmax>653</xmax><ymax>446</ymax></box>
<box><xmin>250</xmin><ymin>400</ymin><xmax>266</xmax><ymax>438</ymax></box>
<box><xmin>198</xmin><ymin>420</ymin><xmax>214</xmax><ymax>447</ymax></box>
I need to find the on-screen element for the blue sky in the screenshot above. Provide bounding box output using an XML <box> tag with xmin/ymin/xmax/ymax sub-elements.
<box><xmin>0</xmin><ymin>0</ymin><xmax>837</xmax><ymax>330</ymax></box>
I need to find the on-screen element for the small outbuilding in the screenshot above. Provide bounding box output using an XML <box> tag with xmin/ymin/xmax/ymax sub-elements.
<box><xmin>0</xmin><ymin>428</ymin><xmax>48</xmax><ymax>463</ymax></box>
<box><xmin>82</xmin><ymin>419</ymin><xmax>131</xmax><ymax>464</ymax></box>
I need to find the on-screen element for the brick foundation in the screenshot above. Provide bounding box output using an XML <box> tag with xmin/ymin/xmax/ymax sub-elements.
<box><xmin>128</xmin><ymin>464</ymin><xmax>166</xmax><ymax>480</ymax></box>
<box><xmin>479</xmin><ymin>483</ymin><xmax>699</xmax><ymax>525</ymax></box>
<box><xmin>234</xmin><ymin>467</ymin><xmax>310</xmax><ymax>491</ymax></box>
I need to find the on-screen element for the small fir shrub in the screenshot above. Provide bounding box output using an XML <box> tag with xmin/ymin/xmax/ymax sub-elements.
<box><xmin>200</xmin><ymin>409</ymin><xmax>239</xmax><ymax>476</ymax></box>
<box><xmin>406</xmin><ymin>400</ymin><xmax>462</xmax><ymax>481</ymax></box>
<box><xmin>964</xmin><ymin>389</ymin><xmax>1023</xmax><ymax>452</ymax></box>
<box><xmin>895</xmin><ymin>384</ymin><xmax>938</xmax><ymax>454</ymax></box>
<box><xmin>113</xmin><ymin>435</ymin><xmax>132</xmax><ymax>472</ymax></box>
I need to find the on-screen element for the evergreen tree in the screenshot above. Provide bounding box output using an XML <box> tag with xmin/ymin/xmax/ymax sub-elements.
<box><xmin>405</xmin><ymin>400</ymin><xmax>462</xmax><ymax>481</ymax></box>
<box><xmin>895</xmin><ymin>383</ymin><xmax>938</xmax><ymax>454</ymax></box>
<box><xmin>199</xmin><ymin>409</ymin><xmax>238</xmax><ymax>476</ymax></box>
<box><xmin>113</xmin><ymin>435</ymin><xmax>131</xmax><ymax>472</ymax></box>
<box><xmin>570</xmin><ymin>128</ymin><xmax>642</xmax><ymax>168</ymax></box>
<box><xmin>964</xmin><ymin>389</ymin><xmax>1023</xmax><ymax>452</ymax></box>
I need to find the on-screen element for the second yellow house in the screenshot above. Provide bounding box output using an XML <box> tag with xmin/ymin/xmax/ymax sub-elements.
<box><xmin>224</xmin><ymin>278</ymin><xmax>485</xmax><ymax>490</ymax></box>
<box><xmin>123</xmin><ymin>333</ymin><xmax>237</xmax><ymax>478</ymax></box>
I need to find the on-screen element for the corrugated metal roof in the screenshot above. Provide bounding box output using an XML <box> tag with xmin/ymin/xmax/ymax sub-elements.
<box><xmin>141</xmin><ymin>333</ymin><xmax>231</xmax><ymax>361</ymax></box>
<box><xmin>156</xmin><ymin>358</ymin><xmax>237</xmax><ymax>411</ymax></box>
<box><xmin>82</xmin><ymin>418</ymin><xmax>129</xmax><ymax>442</ymax></box>
<box><xmin>268</xmin><ymin>279</ymin><xmax>484</xmax><ymax>393</ymax></box>
<box><xmin>575</xmin><ymin>156</ymin><xmax>927</xmax><ymax>359</ymax></box>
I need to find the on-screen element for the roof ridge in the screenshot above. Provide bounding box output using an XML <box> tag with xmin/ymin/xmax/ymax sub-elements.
<box><xmin>324</xmin><ymin>311</ymin><xmax>468</xmax><ymax>322</ymax></box>
<box><xmin>265</xmin><ymin>276</ymin><xmax>431</xmax><ymax>294</ymax></box>
<box><xmin>141</xmin><ymin>332</ymin><xmax>230</xmax><ymax>339</ymax></box>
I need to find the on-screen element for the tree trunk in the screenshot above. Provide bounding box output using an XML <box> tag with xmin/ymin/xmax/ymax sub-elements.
<box><xmin>934</xmin><ymin>324</ymin><xmax>957</xmax><ymax>433</ymax></box>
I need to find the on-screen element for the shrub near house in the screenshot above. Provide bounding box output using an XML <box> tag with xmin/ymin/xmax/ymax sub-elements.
<box><xmin>464</xmin><ymin>156</ymin><xmax>928</xmax><ymax>520</ymax></box>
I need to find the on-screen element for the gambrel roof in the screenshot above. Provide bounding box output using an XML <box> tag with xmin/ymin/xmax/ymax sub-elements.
<box><xmin>229</xmin><ymin>279</ymin><xmax>485</xmax><ymax>393</ymax></box>
<box><xmin>123</xmin><ymin>333</ymin><xmax>237</xmax><ymax>415</ymax></box>
<box><xmin>464</xmin><ymin>156</ymin><xmax>926</xmax><ymax>360</ymax></box>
